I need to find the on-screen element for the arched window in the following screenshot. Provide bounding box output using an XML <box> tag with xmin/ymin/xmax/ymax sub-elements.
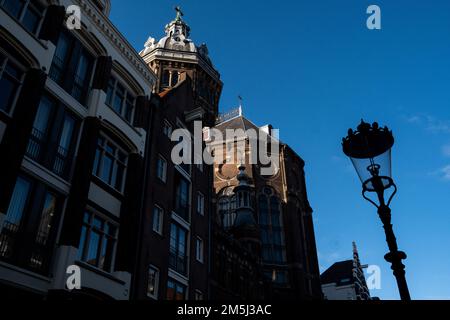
<box><xmin>258</xmin><ymin>187</ymin><xmax>286</xmax><ymax>264</ymax></box>
<box><xmin>162</xmin><ymin>70</ymin><xmax>170</xmax><ymax>87</ymax></box>
<box><xmin>218</xmin><ymin>187</ymin><xmax>237</xmax><ymax>230</ymax></box>
<box><xmin>171</xmin><ymin>71</ymin><xmax>179</xmax><ymax>87</ymax></box>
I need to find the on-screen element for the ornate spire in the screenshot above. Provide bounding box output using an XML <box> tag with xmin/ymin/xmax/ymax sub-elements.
<box><xmin>175</xmin><ymin>6</ymin><xmax>184</xmax><ymax>22</ymax></box>
<box><xmin>165</xmin><ymin>6</ymin><xmax>190</xmax><ymax>38</ymax></box>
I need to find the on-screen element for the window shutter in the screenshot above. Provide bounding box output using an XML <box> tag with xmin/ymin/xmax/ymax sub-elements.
<box><xmin>39</xmin><ymin>5</ymin><xmax>66</xmax><ymax>44</ymax></box>
<box><xmin>92</xmin><ymin>56</ymin><xmax>112</xmax><ymax>92</ymax></box>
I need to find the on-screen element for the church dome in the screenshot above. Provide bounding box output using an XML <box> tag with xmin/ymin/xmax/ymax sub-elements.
<box><xmin>140</xmin><ymin>7</ymin><xmax>213</xmax><ymax>66</ymax></box>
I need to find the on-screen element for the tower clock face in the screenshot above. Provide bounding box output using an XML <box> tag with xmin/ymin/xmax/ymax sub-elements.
<box><xmin>217</xmin><ymin>164</ymin><xmax>239</xmax><ymax>180</ymax></box>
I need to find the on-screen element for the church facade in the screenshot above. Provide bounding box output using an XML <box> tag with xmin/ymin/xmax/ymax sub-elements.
<box><xmin>210</xmin><ymin>112</ymin><xmax>323</xmax><ymax>300</ymax></box>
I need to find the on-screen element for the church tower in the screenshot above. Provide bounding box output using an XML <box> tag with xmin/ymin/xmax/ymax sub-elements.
<box><xmin>140</xmin><ymin>7</ymin><xmax>223</xmax><ymax>120</ymax></box>
<box><xmin>231</xmin><ymin>166</ymin><xmax>261</xmax><ymax>253</ymax></box>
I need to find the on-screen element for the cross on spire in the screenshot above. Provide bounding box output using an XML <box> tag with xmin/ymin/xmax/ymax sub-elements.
<box><xmin>175</xmin><ymin>6</ymin><xmax>184</xmax><ymax>21</ymax></box>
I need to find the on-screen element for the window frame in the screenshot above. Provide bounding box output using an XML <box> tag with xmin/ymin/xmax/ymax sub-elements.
<box><xmin>195</xmin><ymin>236</ymin><xmax>204</xmax><ymax>264</ymax></box>
<box><xmin>26</xmin><ymin>94</ymin><xmax>80</xmax><ymax>180</ymax></box>
<box><xmin>0</xmin><ymin>50</ymin><xmax>25</xmax><ymax>116</ymax></box>
<box><xmin>0</xmin><ymin>174</ymin><xmax>63</xmax><ymax>274</ymax></box>
<box><xmin>0</xmin><ymin>0</ymin><xmax>46</xmax><ymax>36</ymax></box>
<box><xmin>152</xmin><ymin>205</ymin><xmax>164</xmax><ymax>235</ymax></box>
<box><xmin>156</xmin><ymin>155</ymin><xmax>167</xmax><ymax>183</ymax></box>
<box><xmin>147</xmin><ymin>265</ymin><xmax>160</xmax><ymax>300</ymax></box>
<box><xmin>92</xmin><ymin>133</ymin><xmax>129</xmax><ymax>193</ymax></box>
<box><xmin>174</xmin><ymin>171</ymin><xmax>191</xmax><ymax>222</ymax></box>
<box><xmin>197</xmin><ymin>192</ymin><xmax>205</xmax><ymax>216</ymax></box>
<box><xmin>77</xmin><ymin>210</ymin><xmax>119</xmax><ymax>273</ymax></box>
<box><xmin>258</xmin><ymin>188</ymin><xmax>287</xmax><ymax>265</ymax></box>
<box><xmin>166</xmin><ymin>278</ymin><xmax>187</xmax><ymax>301</ymax></box>
<box><xmin>49</xmin><ymin>29</ymin><xmax>95</xmax><ymax>105</ymax></box>
<box><xmin>105</xmin><ymin>75</ymin><xmax>137</xmax><ymax>124</ymax></box>
<box><xmin>169</xmin><ymin>222</ymin><xmax>188</xmax><ymax>276</ymax></box>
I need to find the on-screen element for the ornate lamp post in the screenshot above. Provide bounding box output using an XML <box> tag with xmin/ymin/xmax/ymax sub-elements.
<box><xmin>342</xmin><ymin>120</ymin><xmax>411</xmax><ymax>301</ymax></box>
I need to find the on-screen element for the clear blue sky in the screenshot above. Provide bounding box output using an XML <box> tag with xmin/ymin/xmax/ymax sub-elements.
<box><xmin>110</xmin><ymin>0</ymin><xmax>450</xmax><ymax>300</ymax></box>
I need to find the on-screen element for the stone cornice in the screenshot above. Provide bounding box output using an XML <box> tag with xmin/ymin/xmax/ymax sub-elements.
<box><xmin>75</xmin><ymin>0</ymin><xmax>156</xmax><ymax>86</ymax></box>
<box><xmin>142</xmin><ymin>48</ymin><xmax>222</xmax><ymax>85</ymax></box>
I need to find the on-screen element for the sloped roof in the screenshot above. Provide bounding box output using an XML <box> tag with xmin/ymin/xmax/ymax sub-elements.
<box><xmin>320</xmin><ymin>260</ymin><xmax>355</xmax><ymax>286</ymax></box>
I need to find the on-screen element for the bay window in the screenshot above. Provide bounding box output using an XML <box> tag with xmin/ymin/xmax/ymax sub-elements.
<box><xmin>26</xmin><ymin>95</ymin><xmax>79</xmax><ymax>179</ymax></box>
<box><xmin>77</xmin><ymin>211</ymin><xmax>118</xmax><ymax>272</ymax></box>
<box><xmin>105</xmin><ymin>77</ymin><xmax>136</xmax><ymax>123</ymax></box>
<box><xmin>49</xmin><ymin>30</ymin><xmax>94</xmax><ymax>104</ymax></box>
<box><xmin>0</xmin><ymin>175</ymin><xmax>62</xmax><ymax>274</ymax></box>
<box><xmin>93</xmin><ymin>135</ymin><xmax>128</xmax><ymax>192</ymax></box>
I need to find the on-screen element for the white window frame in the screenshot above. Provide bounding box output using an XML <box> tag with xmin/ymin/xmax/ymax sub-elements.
<box><xmin>156</xmin><ymin>155</ymin><xmax>167</xmax><ymax>183</ymax></box>
<box><xmin>195</xmin><ymin>236</ymin><xmax>204</xmax><ymax>263</ymax></box>
<box><xmin>147</xmin><ymin>265</ymin><xmax>160</xmax><ymax>300</ymax></box>
<box><xmin>197</xmin><ymin>192</ymin><xmax>205</xmax><ymax>216</ymax></box>
<box><xmin>152</xmin><ymin>205</ymin><xmax>164</xmax><ymax>235</ymax></box>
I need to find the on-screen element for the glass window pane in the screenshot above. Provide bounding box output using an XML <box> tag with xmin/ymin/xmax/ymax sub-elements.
<box><xmin>93</xmin><ymin>148</ymin><xmax>101</xmax><ymax>176</ymax></box>
<box><xmin>32</xmin><ymin>97</ymin><xmax>53</xmax><ymax>134</ymax></box>
<box><xmin>152</xmin><ymin>207</ymin><xmax>161</xmax><ymax>232</ymax></box>
<box><xmin>170</xmin><ymin>224</ymin><xmax>177</xmax><ymax>249</ymax></box>
<box><xmin>83</xmin><ymin>212</ymin><xmax>91</xmax><ymax>223</ymax></box>
<box><xmin>4</xmin><ymin>177</ymin><xmax>31</xmax><ymax>226</ymax></box>
<box><xmin>115</xmin><ymin>163</ymin><xmax>125</xmax><ymax>190</ymax></box>
<box><xmin>147</xmin><ymin>267</ymin><xmax>158</xmax><ymax>297</ymax></box>
<box><xmin>77</xmin><ymin>225</ymin><xmax>87</xmax><ymax>260</ymax></box>
<box><xmin>22</xmin><ymin>4</ymin><xmax>43</xmax><ymax>34</ymax></box>
<box><xmin>35</xmin><ymin>192</ymin><xmax>57</xmax><ymax>245</ymax></box>
<box><xmin>53</xmin><ymin>32</ymin><xmax>70</xmax><ymax>66</ymax></box>
<box><xmin>5</xmin><ymin>62</ymin><xmax>22</xmax><ymax>80</ymax></box>
<box><xmin>113</xmin><ymin>84</ymin><xmax>125</xmax><ymax>114</ymax></box>
<box><xmin>175</xmin><ymin>284</ymin><xmax>185</xmax><ymax>300</ymax></box>
<box><xmin>0</xmin><ymin>75</ymin><xmax>20</xmax><ymax>112</ymax></box>
<box><xmin>167</xmin><ymin>280</ymin><xmax>175</xmax><ymax>300</ymax></box>
<box><xmin>100</xmin><ymin>154</ymin><xmax>113</xmax><ymax>183</ymax></box>
<box><xmin>93</xmin><ymin>216</ymin><xmax>103</xmax><ymax>229</ymax></box>
<box><xmin>86</xmin><ymin>230</ymin><xmax>100</xmax><ymax>266</ymax></box>
<box><xmin>75</xmin><ymin>53</ymin><xmax>90</xmax><ymax>83</ymax></box>
<box><xmin>105</xmin><ymin>79</ymin><xmax>115</xmax><ymax>106</ymax></box>
<box><xmin>2</xmin><ymin>0</ymin><xmax>25</xmax><ymax>18</ymax></box>
<box><xmin>58</xmin><ymin>114</ymin><xmax>75</xmax><ymax>151</ymax></box>
<box><xmin>99</xmin><ymin>236</ymin><xmax>114</xmax><ymax>271</ymax></box>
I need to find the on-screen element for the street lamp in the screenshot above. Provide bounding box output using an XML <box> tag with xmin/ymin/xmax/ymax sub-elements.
<box><xmin>342</xmin><ymin>120</ymin><xmax>411</xmax><ymax>301</ymax></box>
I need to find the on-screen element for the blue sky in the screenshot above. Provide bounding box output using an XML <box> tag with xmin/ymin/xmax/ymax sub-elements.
<box><xmin>110</xmin><ymin>0</ymin><xmax>450</xmax><ymax>300</ymax></box>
